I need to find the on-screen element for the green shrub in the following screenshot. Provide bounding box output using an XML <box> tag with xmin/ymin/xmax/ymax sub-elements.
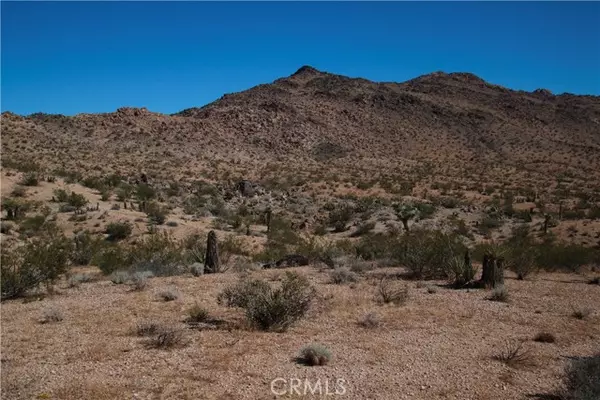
<box><xmin>350</xmin><ymin>221</ymin><xmax>376</xmax><ymax>237</ymax></box>
<box><xmin>447</xmin><ymin>254</ymin><xmax>477</xmax><ymax>287</ymax></box>
<box><xmin>19</xmin><ymin>215</ymin><xmax>47</xmax><ymax>236</ymax></box>
<box><xmin>94</xmin><ymin>245</ymin><xmax>128</xmax><ymax>275</ymax></box>
<box><xmin>135</xmin><ymin>184</ymin><xmax>156</xmax><ymax>202</ymax></box>
<box><xmin>561</xmin><ymin>352</ymin><xmax>600</xmax><ymax>400</ymax></box>
<box><xmin>128</xmin><ymin>232</ymin><xmax>184</xmax><ymax>276</ymax></box>
<box><xmin>53</xmin><ymin>188</ymin><xmax>69</xmax><ymax>203</ymax></box>
<box><xmin>398</xmin><ymin>229</ymin><xmax>467</xmax><ymax>279</ymax></box>
<box><xmin>328</xmin><ymin>205</ymin><xmax>354</xmax><ymax>232</ymax></box>
<box><xmin>19</xmin><ymin>172</ymin><xmax>39</xmax><ymax>186</ymax></box>
<box><xmin>145</xmin><ymin>201</ymin><xmax>168</xmax><ymax>225</ymax></box>
<box><xmin>72</xmin><ymin>231</ymin><xmax>105</xmax><ymax>265</ymax></box>
<box><xmin>1</xmin><ymin>235</ymin><xmax>73</xmax><ymax>300</ymax></box>
<box><xmin>218</xmin><ymin>272</ymin><xmax>315</xmax><ymax>332</ymax></box>
<box><xmin>116</xmin><ymin>183</ymin><xmax>134</xmax><ymax>201</ymax></box>
<box><xmin>185</xmin><ymin>303</ymin><xmax>210</xmax><ymax>324</ymax></box>
<box><xmin>68</xmin><ymin>192</ymin><xmax>88</xmax><ymax>209</ymax></box>
<box><xmin>105</xmin><ymin>221</ymin><xmax>133</xmax><ymax>241</ymax></box>
<box><xmin>355</xmin><ymin>233</ymin><xmax>398</xmax><ymax>261</ymax></box>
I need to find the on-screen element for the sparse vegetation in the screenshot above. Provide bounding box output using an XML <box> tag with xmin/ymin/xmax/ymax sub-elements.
<box><xmin>376</xmin><ymin>277</ymin><xmax>409</xmax><ymax>305</ymax></box>
<box><xmin>218</xmin><ymin>272</ymin><xmax>315</xmax><ymax>332</ymax></box>
<box><xmin>493</xmin><ymin>339</ymin><xmax>531</xmax><ymax>368</ymax></box>
<box><xmin>297</xmin><ymin>344</ymin><xmax>331</xmax><ymax>366</ymax></box>
<box><xmin>488</xmin><ymin>285</ymin><xmax>509</xmax><ymax>302</ymax></box>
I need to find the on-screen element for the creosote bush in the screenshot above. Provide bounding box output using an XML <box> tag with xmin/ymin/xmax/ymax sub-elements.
<box><xmin>329</xmin><ymin>267</ymin><xmax>359</xmax><ymax>284</ymax></box>
<box><xmin>298</xmin><ymin>344</ymin><xmax>332</xmax><ymax>366</ymax></box>
<box><xmin>561</xmin><ymin>352</ymin><xmax>600</xmax><ymax>400</ymax></box>
<box><xmin>1</xmin><ymin>234</ymin><xmax>73</xmax><ymax>300</ymax></box>
<box><xmin>218</xmin><ymin>272</ymin><xmax>315</xmax><ymax>332</ymax></box>
<box><xmin>376</xmin><ymin>277</ymin><xmax>409</xmax><ymax>305</ymax></box>
<box><xmin>105</xmin><ymin>221</ymin><xmax>133</xmax><ymax>241</ymax></box>
<box><xmin>185</xmin><ymin>303</ymin><xmax>210</xmax><ymax>324</ymax></box>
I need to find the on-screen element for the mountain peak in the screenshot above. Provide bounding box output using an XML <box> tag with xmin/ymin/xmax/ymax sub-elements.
<box><xmin>292</xmin><ymin>65</ymin><xmax>322</xmax><ymax>76</ymax></box>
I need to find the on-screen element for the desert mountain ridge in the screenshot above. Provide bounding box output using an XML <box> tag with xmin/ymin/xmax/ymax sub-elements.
<box><xmin>3</xmin><ymin>66</ymin><xmax>598</xmax><ymax>119</ymax></box>
<box><xmin>2</xmin><ymin>65</ymin><xmax>600</xmax><ymax>186</ymax></box>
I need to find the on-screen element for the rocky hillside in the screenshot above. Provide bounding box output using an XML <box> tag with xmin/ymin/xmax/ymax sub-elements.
<box><xmin>2</xmin><ymin>66</ymin><xmax>600</xmax><ymax>182</ymax></box>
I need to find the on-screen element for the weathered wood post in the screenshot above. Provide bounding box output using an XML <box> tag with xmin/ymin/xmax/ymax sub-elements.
<box><xmin>204</xmin><ymin>230</ymin><xmax>220</xmax><ymax>273</ymax></box>
<box><xmin>481</xmin><ymin>253</ymin><xmax>504</xmax><ymax>288</ymax></box>
<box><xmin>265</xmin><ymin>208</ymin><xmax>272</xmax><ymax>233</ymax></box>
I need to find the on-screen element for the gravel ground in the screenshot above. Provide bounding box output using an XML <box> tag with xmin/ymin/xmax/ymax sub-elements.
<box><xmin>2</xmin><ymin>267</ymin><xmax>599</xmax><ymax>400</ymax></box>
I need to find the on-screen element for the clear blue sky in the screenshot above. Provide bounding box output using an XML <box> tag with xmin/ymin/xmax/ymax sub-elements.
<box><xmin>2</xmin><ymin>1</ymin><xmax>599</xmax><ymax>116</ymax></box>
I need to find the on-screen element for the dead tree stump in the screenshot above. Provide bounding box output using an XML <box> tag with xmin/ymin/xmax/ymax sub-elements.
<box><xmin>204</xmin><ymin>230</ymin><xmax>220</xmax><ymax>273</ymax></box>
<box><xmin>265</xmin><ymin>208</ymin><xmax>272</xmax><ymax>233</ymax></box>
<box><xmin>481</xmin><ymin>253</ymin><xmax>504</xmax><ymax>288</ymax></box>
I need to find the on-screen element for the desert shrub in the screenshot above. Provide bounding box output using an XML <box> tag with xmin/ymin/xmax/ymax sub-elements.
<box><xmin>355</xmin><ymin>233</ymin><xmax>398</xmax><ymax>261</ymax></box>
<box><xmin>39</xmin><ymin>307</ymin><xmax>64</xmax><ymax>324</ymax></box>
<box><xmin>51</xmin><ymin>188</ymin><xmax>66</xmax><ymax>202</ymax></box>
<box><xmin>19</xmin><ymin>215</ymin><xmax>47</xmax><ymax>236</ymax></box>
<box><xmin>129</xmin><ymin>271</ymin><xmax>152</xmax><ymax>291</ymax></box>
<box><xmin>533</xmin><ymin>332</ymin><xmax>556</xmax><ymax>343</ymax></box>
<box><xmin>67</xmin><ymin>192</ymin><xmax>88</xmax><ymax>209</ymax></box>
<box><xmin>488</xmin><ymin>285</ymin><xmax>509</xmax><ymax>302</ymax></box>
<box><xmin>350</xmin><ymin>221</ymin><xmax>376</xmax><ymax>237</ymax></box>
<box><xmin>376</xmin><ymin>277</ymin><xmax>409</xmax><ymax>305</ymax></box>
<box><xmin>437</xmin><ymin>196</ymin><xmax>460</xmax><ymax>209</ymax></box>
<box><xmin>535</xmin><ymin>242</ymin><xmax>594</xmax><ymax>273</ymax></box>
<box><xmin>572</xmin><ymin>307</ymin><xmax>592</xmax><ymax>320</ymax></box>
<box><xmin>588</xmin><ymin>206</ymin><xmax>600</xmax><ymax>220</ymax></box>
<box><xmin>135</xmin><ymin>183</ymin><xmax>156</xmax><ymax>202</ymax></box>
<box><xmin>11</xmin><ymin>186</ymin><xmax>27</xmax><ymax>197</ymax></box>
<box><xmin>145</xmin><ymin>201</ymin><xmax>168</xmax><ymax>225</ymax></box>
<box><xmin>128</xmin><ymin>232</ymin><xmax>185</xmax><ymax>276</ymax></box>
<box><xmin>105</xmin><ymin>221</ymin><xmax>132</xmax><ymax>241</ymax></box>
<box><xmin>95</xmin><ymin>242</ymin><xmax>130</xmax><ymax>273</ymax></box>
<box><xmin>219</xmin><ymin>234</ymin><xmax>250</xmax><ymax>266</ymax></box>
<box><xmin>493</xmin><ymin>339</ymin><xmax>531</xmax><ymax>368</ymax></box>
<box><xmin>447</xmin><ymin>254</ymin><xmax>477</xmax><ymax>287</ymax></box>
<box><xmin>478</xmin><ymin>216</ymin><xmax>503</xmax><ymax>235</ymax></box>
<box><xmin>115</xmin><ymin>183</ymin><xmax>134</xmax><ymax>202</ymax></box>
<box><xmin>185</xmin><ymin>303</ymin><xmax>210</xmax><ymax>323</ymax></box>
<box><xmin>503</xmin><ymin>226</ymin><xmax>539</xmax><ymax>279</ymax></box>
<box><xmin>329</xmin><ymin>267</ymin><xmax>359</xmax><ymax>284</ymax></box>
<box><xmin>358</xmin><ymin>312</ymin><xmax>381</xmax><ymax>329</ymax></box>
<box><xmin>561</xmin><ymin>352</ymin><xmax>600</xmax><ymax>400</ymax></box>
<box><xmin>20</xmin><ymin>172</ymin><xmax>39</xmax><ymax>186</ymax></box>
<box><xmin>110</xmin><ymin>270</ymin><xmax>130</xmax><ymax>284</ymax></box>
<box><xmin>218</xmin><ymin>272</ymin><xmax>315</xmax><ymax>332</ymax></box>
<box><xmin>328</xmin><ymin>204</ymin><xmax>354</xmax><ymax>232</ymax></box>
<box><xmin>135</xmin><ymin>321</ymin><xmax>161</xmax><ymax>337</ymax></box>
<box><xmin>1</xmin><ymin>235</ymin><xmax>73</xmax><ymax>300</ymax></box>
<box><xmin>1</xmin><ymin>221</ymin><xmax>13</xmax><ymax>234</ymax></box>
<box><xmin>71</xmin><ymin>231</ymin><xmax>105</xmax><ymax>265</ymax></box>
<box><xmin>297</xmin><ymin>344</ymin><xmax>331</xmax><ymax>366</ymax></box>
<box><xmin>146</xmin><ymin>326</ymin><xmax>186</xmax><ymax>349</ymax></box>
<box><xmin>414</xmin><ymin>202</ymin><xmax>437</xmax><ymax>219</ymax></box>
<box><xmin>68</xmin><ymin>273</ymin><xmax>95</xmax><ymax>287</ymax></box>
<box><xmin>254</xmin><ymin>217</ymin><xmax>301</xmax><ymax>263</ymax></box>
<box><xmin>397</xmin><ymin>229</ymin><xmax>467</xmax><ymax>279</ymax></box>
<box><xmin>158</xmin><ymin>287</ymin><xmax>180</xmax><ymax>301</ymax></box>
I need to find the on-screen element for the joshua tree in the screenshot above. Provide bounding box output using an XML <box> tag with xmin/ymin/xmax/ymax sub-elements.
<box><xmin>393</xmin><ymin>203</ymin><xmax>420</xmax><ymax>232</ymax></box>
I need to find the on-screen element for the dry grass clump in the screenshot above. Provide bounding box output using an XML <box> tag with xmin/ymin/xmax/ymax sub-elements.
<box><xmin>487</xmin><ymin>285</ymin><xmax>509</xmax><ymax>302</ymax></box>
<box><xmin>493</xmin><ymin>339</ymin><xmax>531</xmax><ymax>368</ymax></box>
<box><xmin>571</xmin><ymin>307</ymin><xmax>592</xmax><ymax>320</ymax></box>
<box><xmin>146</xmin><ymin>326</ymin><xmax>187</xmax><ymax>349</ymax></box>
<box><xmin>297</xmin><ymin>344</ymin><xmax>332</xmax><ymax>366</ymax></box>
<box><xmin>39</xmin><ymin>307</ymin><xmax>64</xmax><ymax>324</ymax></box>
<box><xmin>533</xmin><ymin>332</ymin><xmax>556</xmax><ymax>343</ymax></box>
<box><xmin>329</xmin><ymin>267</ymin><xmax>359</xmax><ymax>284</ymax></box>
<box><xmin>158</xmin><ymin>287</ymin><xmax>180</xmax><ymax>302</ymax></box>
<box><xmin>376</xmin><ymin>277</ymin><xmax>409</xmax><ymax>305</ymax></box>
<box><xmin>185</xmin><ymin>303</ymin><xmax>210</xmax><ymax>324</ymax></box>
<box><xmin>358</xmin><ymin>312</ymin><xmax>381</xmax><ymax>329</ymax></box>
